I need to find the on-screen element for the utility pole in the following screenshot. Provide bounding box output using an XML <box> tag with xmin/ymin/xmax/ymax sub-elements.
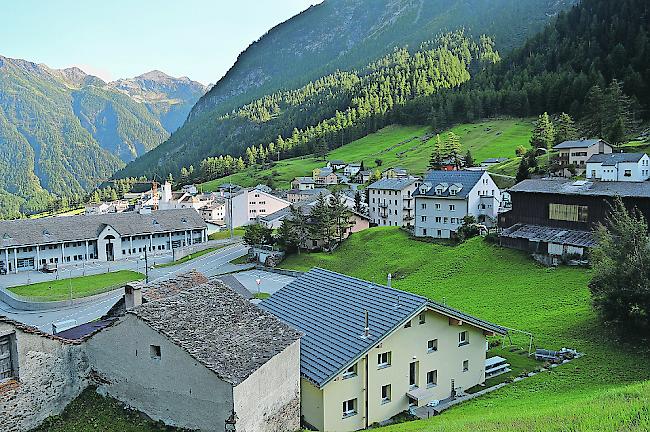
<box><xmin>229</xmin><ymin>184</ymin><xmax>234</xmax><ymax>239</ymax></box>
<box><xmin>144</xmin><ymin>249</ymin><xmax>149</xmax><ymax>283</ymax></box>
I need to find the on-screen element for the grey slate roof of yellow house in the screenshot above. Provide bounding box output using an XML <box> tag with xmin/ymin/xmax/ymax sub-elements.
<box><xmin>131</xmin><ymin>274</ymin><xmax>302</xmax><ymax>385</ymax></box>
<box><xmin>553</xmin><ymin>138</ymin><xmax>608</xmax><ymax>149</ymax></box>
<box><xmin>0</xmin><ymin>208</ymin><xmax>206</xmax><ymax>248</ymax></box>
<box><xmin>260</xmin><ymin>268</ymin><xmax>506</xmax><ymax>388</ymax></box>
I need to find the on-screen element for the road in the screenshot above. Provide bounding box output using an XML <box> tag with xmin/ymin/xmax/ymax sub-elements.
<box><xmin>0</xmin><ymin>243</ymin><xmax>249</xmax><ymax>332</ymax></box>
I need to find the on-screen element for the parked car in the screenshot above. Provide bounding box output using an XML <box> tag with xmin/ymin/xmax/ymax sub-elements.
<box><xmin>42</xmin><ymin>263</ymin><xmax>57</xmax><ymax>273</ymax></box>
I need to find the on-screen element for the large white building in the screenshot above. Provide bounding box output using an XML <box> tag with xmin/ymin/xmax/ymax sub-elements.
<box><xmin>367</xmin><ymin>178</ymin><xmax>420</xmax><ymax>228</ymax></box>
<box><xmin>227</xmin><ymin>187</ymin><xmax>291</xmax><ymax>228</ymax></box>
<box><xmin>0</xmin><ymin>209</ymin><xmax>207</xmax><ymax>274</ymax></box>
<box><xmin>586</xmin><ymin>152</ymin><xmax>650</xmax><ymax>182</ymax></box>
<box><xmin>414</xmin><ymin>171</ymin><xmax>501</xmax><ymax>239</ymax></box>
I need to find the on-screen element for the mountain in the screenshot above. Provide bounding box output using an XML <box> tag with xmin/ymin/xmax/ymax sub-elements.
<box><xmin>190</xmin><ymin>0</ymin><xmax>577</xmax><ymax>120</ymax></box>
<box><xmin>119</xmin><ymin>0</ymin><xmax>575</xmax><ymax>181</ymax></box>
<box><xmin>0</xmin><ymin>56</ymin><xmax>206</xmax><ymax>218</ymax></box>
<box><xmin>109</xmin><ymin>71</ymin><xmax>207</xmax><ymax>133</ymax></box>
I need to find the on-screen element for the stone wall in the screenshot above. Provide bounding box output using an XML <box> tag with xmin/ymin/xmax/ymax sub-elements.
<box><xmin>0</xmin><ymin>321</ymin><xmax>89</xmax><ymax>432</ymax></box>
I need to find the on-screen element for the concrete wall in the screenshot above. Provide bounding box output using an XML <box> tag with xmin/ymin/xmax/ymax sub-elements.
<box><xmin>86</xmin><ymin>315</ymin><xmax>234</xmax><ymax>431</ymax></box>
<box><xmin>233</xmin><ymin>339</ymin><xmax>301</xmax><ymax>432</ymax></box>
<box><xmin>313</xmin><ymin>308</ymin><xmax>488</xmax><ymax>432</ymax></box>
<box><xmin>0</xmin><ymin>322</ymin><xmax>89</xmax><ymax>432</ymax></box>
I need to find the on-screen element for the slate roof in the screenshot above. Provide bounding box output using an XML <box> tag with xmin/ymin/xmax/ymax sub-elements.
<box><xmin>509</xmin><ymin>178</ymin><xmax>650</xmax><ymax>198</ymax></box>
<box><xmin>131</xmin><ymin>274</ymin><xmax>301</xmax><ymax>386</ymax></box>
<box><xmin>315</xmin><ymin>167</ymin><xmax>334</xmax><ymax>176</ymax></box>
<box><xmin>368</xmin><ymin>177</ymin><xmax>417</xmax><ymax>191</ymax></box>
<box><xmin>586</xmin><ymin>153</ymin><xmax>645</xmax><ymax>166</ymax></box>
<box><xmin>293</xmin><ymin>176</ymin><xmax>315</xmax><ymax>184</ymax></box>
<box><xmin>260</xmin><ymin>268</ymin><xmax>505</xmax><ymax>388</ymax></box>
<box><xmin>415</xmin><ymin>170</ymin><xmax>485</xmax><ymax>198</ymax></box>
<box><xmin>287</xmin><ymin>188</ymin><xmax>332</xmax><ymax>197</ymax></box>
<box><xmin>501</xmin><ymin>223</ymin><xmax>596</xmax><ymax>248</ymax></box>
<box><xmin>0</xmin><ymin>208</ymin><xmax>206</xmax><ymax>248</ymax></box>
<box><xmin>482</xmin><ymin>157</ymin><xmax>509</xmax><ymax>164</ymax></box>
<box><xmin>553</xmin><ymin>139</ymin><xmax>606</xmax><ymax>149</ymax></box>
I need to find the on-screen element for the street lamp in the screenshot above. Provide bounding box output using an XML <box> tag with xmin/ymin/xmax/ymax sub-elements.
<box><xmin>140</xmin><ymin>251</ymin><xmax>149</xmax><ymax>283</ymax></box>
<box><xmin>255</xmin><ymin>278</ymin><xmax>261</xmax><ymax>297</ymax></box>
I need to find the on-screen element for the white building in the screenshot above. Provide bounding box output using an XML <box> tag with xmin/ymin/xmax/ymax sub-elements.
<box><xmin>586</xmin><ymin>153</ymin><xmax>650</xmax><ymax>182</ymax></box>
<box><xmin>227</xmin><ymin>188</ymin><xmax>291</xmax><ymax>228</ymax></box>
<box><xmin>414</xmin><ymin>171</ymin><xmax>501</xmax><ymax>239</ymax></box>
<box><xmin>367</xmin><ymin>178</ymin><xmax>420</xmax><ymax>228</ymax></box>
<box><xmin>85</xmin><ymin>200</ymin><xmax>130</xmax><ymax>215</ymax></box>
<box><xmin>290</xmin><ymin>177</ymin><xmax>316</xmax><ymax>191</ymax></box>
<box><xmin>344</xmin><ymin>163</ymin><xmax>362</xmax><ymax>177</ymax></box>
<box><xmin>0</xmin><ymin>209</ymin><xmax>207</xmax><ymax>274</ymax></box>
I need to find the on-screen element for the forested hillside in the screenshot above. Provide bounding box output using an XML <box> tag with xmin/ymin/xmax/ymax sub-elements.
<box><xmin>191</xmin><ymin>0</ymin><xmax>577</xmax><ymax>120</ymax></box>
<box><xmin>116</xmin><ymin>31</ymin><xmax>500</xmax><ymax>180</ymax></box>
<box><xmin>0</xmin><ymin>57</ymin><xmax>205</xmax><ymax>218</ymax></box>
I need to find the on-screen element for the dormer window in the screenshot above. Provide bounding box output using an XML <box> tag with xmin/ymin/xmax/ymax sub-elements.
<box><xmin>42</xmin><ymin>229</ymin><xmax>50</xmax><ymax>236</ymax></box>
<box><xmin>2</xmin><ymin>233</ymin><xmax>10</xmax><ymax>240</ymax></box>
<box><xmin>152</xmin><ymin>219</ymin><xmax>160</xmax><ymax>226</ymax></box>
<box><xmin>181</xmin><ymin>218</ymin><xmax>187</xmax><ymax>224</ymax></box>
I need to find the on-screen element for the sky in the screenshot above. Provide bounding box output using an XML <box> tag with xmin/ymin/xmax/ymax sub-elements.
<box><xmin>2</xmin><ymin>0</ymin><xmax>322</xmax><ymax>84</ymax></box>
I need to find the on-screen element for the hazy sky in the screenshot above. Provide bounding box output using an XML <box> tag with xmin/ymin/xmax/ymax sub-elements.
<box><xmin>2</xmin><ymin>0</ymin><xmax>322</xmax><ymax>84</ymax></box>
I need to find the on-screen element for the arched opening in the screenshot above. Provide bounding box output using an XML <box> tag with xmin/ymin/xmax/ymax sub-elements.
<box><xmin>104</xmin><ymin>235</ymin><xmax>116</xmax><ymax>261</ymax></box>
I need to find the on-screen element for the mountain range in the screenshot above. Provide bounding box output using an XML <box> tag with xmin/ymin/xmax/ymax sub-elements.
<box><xmin>0</xmin><ymin>56</ymin><xmax>206</xmax><ymax>217</ymax></box>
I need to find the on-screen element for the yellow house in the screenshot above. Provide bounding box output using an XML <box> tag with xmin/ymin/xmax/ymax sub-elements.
<box><xmin>261</xmin><ymin>268</ymin><xmax>507</xmax><ymax>432</ymax></box>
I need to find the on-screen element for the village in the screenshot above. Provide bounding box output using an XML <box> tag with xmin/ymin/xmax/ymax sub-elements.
<box><xmin>1</xmin><ymin>131</ymin><xmax>648</xmax><ymax>432</ymax></box>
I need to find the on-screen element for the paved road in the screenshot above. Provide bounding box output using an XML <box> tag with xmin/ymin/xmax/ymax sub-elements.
<box><xmin>233</xmin><ymin>269</ymin><xmax>295</xmax><ymax>296</ymax></box>
<box><xmin>0</xmin><ymin>243</ymin><xmax>249</xmax><ymax>332</ymax></box>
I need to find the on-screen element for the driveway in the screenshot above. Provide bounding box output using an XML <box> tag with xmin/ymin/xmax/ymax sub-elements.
<box><xmin>0</xmin><ymin>242</ymin><xmax>249</xmax><ymax>332</ymax></box>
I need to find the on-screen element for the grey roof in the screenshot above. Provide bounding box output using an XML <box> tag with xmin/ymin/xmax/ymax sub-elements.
<box><xmin>368</xmin><ymin>177</ymin><xmax>417</xmax><ymax>191</ymax></box>
<box><xmin>260</xmin><ymin>268</ymin><xmax>505</xmax><ymax>388</ymax></box>
<box><xmin>329</xmin><ymin>160</ymin><xmax>345</xmax><ymax>165</ymax></box>
<box><xmin>553</xmin><ymin>139</ymin><xmax>606</xmax><ymax>149</ymax></box>
<box><xmin>482</xmin><ymin>157</ymin><xmax>509</xmax><ymax>164</ymax></box>
<box><xmin>293</xmin><ymin>176</ymin><xmax>315</xmax><ymax>184</ymax></box>
<box><xmin>586</xmin><ymin>153</ymin><xmax>645</xmax><ymax>166</ymax></box>
<box><xmin>501</xmin><ymin>223</ymin><xmax>596</xmax><ymax>248</ymax></box>
<box><xmin>287</xmin><ymin>188</ymin><xmax>332</xmax><ymax>197</ymax></box>
<box><xmin>415</xmin><ymin>170</ymin><xmax>485</xmax><ymax>198</ymax></box>
<box><xmin>131</xmin><ymin>274</ymin><xmax>301</xmax><ymax>386</ymax></box>
<box><xmin>316</xmin><ymin>167</ymin><xmax>334</xmax><ymax>176</ymax></box>
<box><xmin>509</xmin><ymin>178</ymin><xmax>650</xmax><ymax>198</ymax></box>
<box><xmin>56</xmin><ymin>318</ymin><xmax>118</xmax><ymax>341</ymax></box>
<box><xmin>0</xmin><ymin>208</ymin><xmax>206</xmax><ymax>248</ymax></box>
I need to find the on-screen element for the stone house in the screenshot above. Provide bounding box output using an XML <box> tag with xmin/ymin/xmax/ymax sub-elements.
<box><xmin>87</xmin><ymin>273</ymin><xmax>302</xmax><ymax>432</ymax></box>
<box><xmin>261</xmin><ymin>268</ymin><xmax>506</xmax><ymax>432</ymax></box>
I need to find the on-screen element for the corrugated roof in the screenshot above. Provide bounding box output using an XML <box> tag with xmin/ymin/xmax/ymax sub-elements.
<box><xmin>509</xmin><ymin>178</ymin><xmax>650</xmax><ymax>198</ymax></box>
<box><xmin>0</xmin><ymin>208</ymin><xmax>206</xmax><ymax>248</ymax></box>
<box><xmin>501</xmin><ymin>223</ymin><xmax>596</xmax><ymax>247</ymax></box>
<box><xmin>132</xmin><ymin>275</ymin><xmax>301</xmax><ymax>385</ymax></box>
<box><xmin>260</xmin><ymin>268</ymin><xmax>505</xmax><ymax>388</ymax></box>
<box><xmin>587</xmin><ymin>153</ymin><xmax>645</xmax><ymax>165</ymax></box>
<box><xmin>553</xmin><ymin>139</ymin><xmax>606</xmax><ymax>149</ymax></box>
<box><xmin>368</xmin><ymin>177</ymin><xmax>417</xmax><ymax>191</ymax></box>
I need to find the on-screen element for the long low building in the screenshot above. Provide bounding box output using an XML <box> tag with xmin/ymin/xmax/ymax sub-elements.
<box><xmin>0</xmin><ymin>208</ymin><xmax>207</xmax><ymax>274</ymax></box>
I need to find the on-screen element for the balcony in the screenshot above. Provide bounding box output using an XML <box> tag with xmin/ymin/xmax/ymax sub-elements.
<box><xmin>404</xmin><ymin>215</ymin><xmax>414</xmax><ymax>222</ymax></box>
<box><xmin>379</xmin><ymin>202</ymin><xmax>389</xmax><ymax>209</ymax></box>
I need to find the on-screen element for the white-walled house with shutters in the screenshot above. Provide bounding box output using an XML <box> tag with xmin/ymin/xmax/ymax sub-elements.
<box><xmin>414</xmin><ymin>171</ymin><xmax>501</xmax><ymax>239</ymax></box>
<box><xmin>0</xmin><ymin>208</ymin><xmax>207</xmax><ymax>274</ymax></box>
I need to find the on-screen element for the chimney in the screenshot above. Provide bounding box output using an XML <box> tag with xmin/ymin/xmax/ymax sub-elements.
<box><xmin>124</xmin><ymin>283</ymin><xmax>143</xmax><ymax>310</ymax></box>
<box><xmin>387</xmin><ymin>273</ymin><xmax>392</xmax><ymax>287</ymax></box>
<box><xmin>364</xmin><ymin>310</ymin><xmax>370</xmax><ymax>338</ymax></box>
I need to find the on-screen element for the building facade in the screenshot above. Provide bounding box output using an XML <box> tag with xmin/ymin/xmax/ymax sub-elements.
<box><xmin>586</xmin><ymin>153</ymin><xmax>650</xmax><ymax>182</ymax></box>
<box><xmin>227</xmin><ymin>187</ymin><xmax>291</xmax><ymax>228</ymax></box>
<box><xmin>313</xmin><ymin>167</ymin><xmax>338</xmax><ymax>185</ymax></box>
<box><xmin>261</xmin><ymin>268</ymin><xmax>505</xmax><ymax>432</ymax></box>
<box><xmin>367</xmin><ymin>178</ymin><xmax>420</xmax><ymax>228</ymax></box>
<box><xmin>414</xmin><ymin>171</ymin><xmax>501</xmax><ymax>239</ymax></box>
<box><xmin>553</xmin><ymin>138</ymin><xmax>613</xmax><ymax>174</ymax></box>
<box><xmin>0</xmin><ymin>209</ymin><xmax>207</xmax><ymax>274</ymax></box>
<box><xmin>291</xmin><ymin>177</ymin><xmax>316</xmax><ymax>190</ymax></box>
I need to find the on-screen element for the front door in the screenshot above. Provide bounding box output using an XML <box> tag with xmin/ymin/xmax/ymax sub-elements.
<box><xmin>105</xmin><ymin>242</ymin><xmax>114</xmax><ymax>261</ymax></box>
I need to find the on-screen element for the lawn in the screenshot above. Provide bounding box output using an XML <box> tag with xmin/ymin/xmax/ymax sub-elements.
<box><xmin>8</xmin><ymin>270</ymin><xmax>144</xmax><ymax>302</ymax></box>
<box><xmin>201</xmin><ymin>118</ymin><xmax>533</xmax><ymax>191</ymax></box>
<box><xmin>208</xmin><ymin>227</ymin><xmax>245</xmax><ymax>240</ymax></box>
<box><xmin>154</xmin><ymin>247</ymin><xmax>221</xmax><ymax>268</ymax></box>
<box><xmin>281</xmin><ymin>227</ymin><xmax>650</xmax><ymax>431</ymax></box>
<box><xmin>34</xmin><ymin>387</ymin><xmax>186</xmax><ymax>432</ymax></box>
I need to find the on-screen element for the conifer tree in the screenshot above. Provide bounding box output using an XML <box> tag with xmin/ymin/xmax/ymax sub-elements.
<box><xmin>554</xmin><ymin>113</ymin><xmax>578</xmax><ymax>145</ymax></box>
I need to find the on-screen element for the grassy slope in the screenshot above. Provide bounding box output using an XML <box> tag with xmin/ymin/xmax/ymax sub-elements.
<box><xmin>201</xmin><ymin>118</ymin><xmax>532</xmax><ymax>191</ymax></box>
<box><xmin>281</xmin><ymin>228</ymin><xmax>650</xmax><ymax>431</ymax></box>
<box><xmin>8</xmin><ymin>270</ymin><xmax>144</xmax><ymax>301</ymax></box>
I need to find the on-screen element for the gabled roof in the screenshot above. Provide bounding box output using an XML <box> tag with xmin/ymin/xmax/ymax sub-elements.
<box><xmin>315</xmin><ymin>167</ymin><xmax>334</xmax><ymax>176</ymax></box>
<box><xmin>553</xmin><ymin>139</ymin><xmax>607</xmax><ymax>149</ymax></box>
<box><xmin>368</xmin><ymin>177</ymin><xmax>417</xmax><ymax>191</ymax></box>
<box><xmin>509</xmin><ymin>178</ymin><xmax>650</xmax><ymax>198</ymax></box>
<box><xmin>501</xmin><ymin>223</ymin><xmax>596</xmax><ymax>248</ymax></box>
<box><xmin>131</xmin><ymin>274</ymin><xmax>301</xmax><ymax>386</ymax></box>
<box><xmin>482</xmin><ymin>157</ymin><xmax>509</xmax><ymax>164</ymax></box>
<box><xmin>293</xmin><ymin>176</ymin><xmax>315</xmax><ymax>184</ymax></box>
<box><xmin>415</xmin><ymin>170</ymin><xmax>485</xmax><ymax>198</ymax></box>
<box><xmin>260</xmin><ymin>268</ymin><xmax>505</xmax><ymax>388</ymax></box>
<box><xmin>0</xmin><ymin>208</ymin><xmax>206</xmax><ymax>248</ymax></box>
<box><xmin>586</xmin><ymin>152</ymin><xmax>646</xmax><ymax>166</ymax></box>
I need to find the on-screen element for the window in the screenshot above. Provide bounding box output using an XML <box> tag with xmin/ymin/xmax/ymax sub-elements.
<box><xmin>343</xmin><ymin>364</ymin><xmax>357</xmax><ymax>379</ymax></box>
<box><xmin>418</xmin><ymin>312</ymin><xmax>426</xmax><ymax>325</ymax></box>
<box><xmin>422</xmin><ymin>229</ymin><xmax>427</xmax><ymax>236</ymax></box>
<box><xmin>449</xmin><ymin>204</ymin><xmax>455</xmax><ymax>211</ymax></box>
<box><xmin>409</xmin><ymin>361</ymin><xmax>418</xmax><ymax>387</ymax></box>
<box><xmin>150</xmin><ymin>345</ymin><xmax>161</xmax><ymax>360</ymax></box>
<box><xmin>421</xmin><ymin>216</ymin><xmax>427</xmax><ymax>222</ymax></box>
<box><xmin>421</xmin><ymin>203</ymin><xmax>427</xmax><ymax>209</ymax></box>
<box><xmin>435</xmin><ymin>217</ymin><xmax>442</xmax><ymax>223</ymax></box>
<box><xmin>342</xmin><ymin>399</ymin><xmax>357</xmax><ymax>418</ymax></box>
<box><xmin>435</xmin><ymin>203</ymin><xmax>441</xmax><ymax>210</ymax></box>
<box><xmin>463</xmin><ymin>360</ymin><xmax>469</xmax><ymax>372</ymax></box>
<box><xmin>459</xmin><ymin>331</ymin><xmax>469</xmax><ymax>346</ymax></box>
<box><xmin>549</xmin><ymin>204</ymin><xmax>589</xmax><ymax>222</ymax></box>
<box><xmin>403</xmin><ymin>320</ymin><xmax>412</xmax><ymax>328</ymax></box>
<box><xmin>427</xmin><ymin>370</ymin><xmax>438</xmax><ymax>387</ymax></box>
<box><xmin>377</xmin><ymin>351</ymin><xmax>391</xmax><ymax>368</ymax></box>
<box><xmin>427</xmin><ymin>339</ymin><xmax>438</xmax><ymax>353</ymax></box>
<box><xmin>0</xmin><ymin>334</ymin><xmax>17</xmax><ymax>381</ymax></box>
<box><xmin>381</xmin><ymin>384</ymin><xmax>391</xmax><ymax>404</ymax></box>
<box><xmin>624</xmin><ymin>170</ymin><xmax>632</xmax><ymax>177</ymax></box>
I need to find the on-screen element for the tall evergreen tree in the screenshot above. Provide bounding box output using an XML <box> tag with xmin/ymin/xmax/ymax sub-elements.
<box><xmin>530</xmin><ymin>112</ymin><xmax>555</xmax><ymax>152</ymax></box>
<box><xmin>554</xmin><ymin>113</ymin><xmax>578</xmax><ymax>144</ymax></box>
